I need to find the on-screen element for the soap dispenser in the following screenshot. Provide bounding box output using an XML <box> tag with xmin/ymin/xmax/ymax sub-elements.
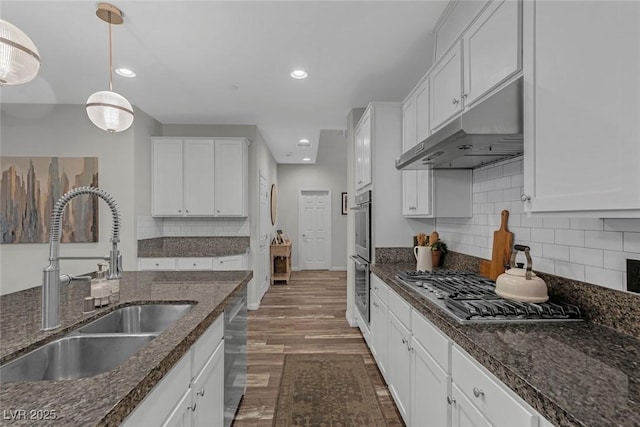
<box><xmin>91</xmin><ymin>263</ymin><xmax>111</xmax><ymax>307</ymax></box>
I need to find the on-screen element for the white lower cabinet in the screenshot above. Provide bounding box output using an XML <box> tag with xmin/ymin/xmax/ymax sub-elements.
<box><xmin>411</xmin><ymin>337</ymin><xmax>450</xmax><ymax>427</ymax></box>
<box><xmin>451</xmin><ymin>383</ymin><xmax>492</xmax><ymax>427</ymax></box>
<box><xmin>122</xmin><ymin>316</ymin><xmax>224</xmax><ymax>427</ymax></box>
<box><xmin>139</xmin><ymin>254</ymin><xmax>248</xmax><ymax>271</ymax></box>
<box><xmin>451</xmin><ymin>346</ymin><xmax>537</xmax><ymax>427</ymax></box>
<box><xmin>367</xmin><ymin>273</ymin><xmax>554</xmax><ymax>427</ymax></box>
<box><xmin>388</xmin><ymin>310</ymin><xmax>412</xmax><ymax>424</ymax></box>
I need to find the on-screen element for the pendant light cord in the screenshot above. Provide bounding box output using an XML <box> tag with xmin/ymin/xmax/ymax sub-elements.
<box><xmin>108</xmin><ymin>11</ymin><xmax>113</xmax><ymax>91</ymax></box>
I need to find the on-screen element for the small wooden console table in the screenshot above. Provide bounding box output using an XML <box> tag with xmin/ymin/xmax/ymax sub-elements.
<box><xmin>270</xmin><ymin>242</ymin><xmax>292</xmax><ymax>284</ymax></box>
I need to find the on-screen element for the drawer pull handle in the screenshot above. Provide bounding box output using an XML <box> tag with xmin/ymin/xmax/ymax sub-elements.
<box><xmin>473</xmin><ymin>387</ymin><xmax>485</xmax><ymax>398</ymax></box>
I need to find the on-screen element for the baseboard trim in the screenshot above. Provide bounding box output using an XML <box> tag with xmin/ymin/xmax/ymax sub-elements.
<box><xmin>345</xmin><ymin>310</ymin><xmax>357</xmax><ymax>328</ymax></box>
<box><xmin>329</xmin><ymin>266</ymin><xmax>347</xmax><ymax>271</ymax></box>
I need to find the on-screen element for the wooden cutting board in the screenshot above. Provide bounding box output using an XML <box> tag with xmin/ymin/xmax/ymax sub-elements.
<box><xmin>489</xmin><ymin>210</ymin><xmax>513</xmax><ymax>280</ymax></box>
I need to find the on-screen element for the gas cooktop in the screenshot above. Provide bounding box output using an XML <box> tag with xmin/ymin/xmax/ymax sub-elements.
<box><xmin>395</xmin><ymin>270</ymin><xmax>582</xmax><ymax>324</ymax></box>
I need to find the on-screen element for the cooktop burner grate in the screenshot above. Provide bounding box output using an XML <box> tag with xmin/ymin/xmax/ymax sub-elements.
<box><xmin>395</xmin><ymin>270</ymin><xmax>582</xmax><ymax>324</ymax></box>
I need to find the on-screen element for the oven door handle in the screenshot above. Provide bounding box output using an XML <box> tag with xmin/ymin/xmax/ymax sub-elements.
<box><xmin>350</xmin><ymin>255</ymin><xmax>369</xmax><ymax>267</ymax></box>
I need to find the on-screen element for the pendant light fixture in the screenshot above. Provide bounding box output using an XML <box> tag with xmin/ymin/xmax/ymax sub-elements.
<box><xmin>0</xmin><ymin>19</ymin><xmax>41</xmax><ymax>85</ymax></box>
<box><xmin>86</xmin><ymin>3</ymin><xmax>134</xmax><ymax>133</ymax></box>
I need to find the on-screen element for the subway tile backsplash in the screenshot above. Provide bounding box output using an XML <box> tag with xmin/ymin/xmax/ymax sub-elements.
<box><xmin>137</xmin><ymin>216</ymin><xmax>249</xmax><ymax>239</ymax></box>
<box><xmin>437</xmin><ymin>156</ymin><xmax>640</xmax><ymax>292</ymax></box>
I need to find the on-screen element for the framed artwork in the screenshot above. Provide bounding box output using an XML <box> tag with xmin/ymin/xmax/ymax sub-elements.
<box><xmin>0</xmin><ymin>156</ymin><xmax>99</xmax><ymax>243</ymax></box>
<box><xmin>342</xmin><ymin>192</ymin><xmax>348</xmax><ymax>215</ymax></box>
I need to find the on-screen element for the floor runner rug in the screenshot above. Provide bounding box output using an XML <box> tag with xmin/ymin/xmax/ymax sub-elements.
<box><xmin>273</xmin><ymin>353</ymin><xmax>388</xmax><ymax>427</ymax></box>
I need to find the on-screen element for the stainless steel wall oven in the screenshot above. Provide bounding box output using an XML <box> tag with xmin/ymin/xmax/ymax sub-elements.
<box><xmin>352</xmin><ymin>190</ymin><xmax>371</xmax><ymax>324</ymax></box>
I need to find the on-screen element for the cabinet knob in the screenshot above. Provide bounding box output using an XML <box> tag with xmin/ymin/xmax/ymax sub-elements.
<box><xmin>217</xmin><ymin>209</ymin><xmax>220</xmax><ymax>213</ymax></box>
<box><xmin>197</xmin><ymin>389</ymin><xmax>206</xmax><ymax>397</ymax></box>
<box><xmin>178</xmin><ymin>209</ymin><xmax>182</xmax><ymax>213</ymax></box>
<box><xmin>520</xmin><ymin>194</ymin><xmax>531</xmax><ymax>202</ymax></box>
<box><xmin>461</xmin><ymin>93</ymin><xmax>468</xmax><ymax>99</ymax></box>
<box><xmin>473</xmin><ymin>387</ymin><xmax>485</xmax><ymax>398</ymax></box>
<box><xmin>186</xmin><ymin>209</ymin><xmax>189</xmax><ymax>213</ymax></box>
<box><xmin>452</xmin><ymin>98</ymin><xmax>459</xmax><ymax>105</ymax></box>
<box><xmin>188</xmin><ymin>402</ymin><xmax>197</xmax><ymax>412</ymax></box>
<box><xmin>447</xmin><ymin>396</ymin><xmax>456</xmax><ymax>405</ymax></box>
<box><xmin>193</xmin><ymin>263</ymin><xmax>196</xmax><ymax>266</ymax></box>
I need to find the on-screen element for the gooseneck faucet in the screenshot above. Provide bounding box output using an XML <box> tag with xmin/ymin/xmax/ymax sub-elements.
<box><xmin>42</xmin><ymin>186</ymin><xmax>122</xmax><ymax>331</ymax></box>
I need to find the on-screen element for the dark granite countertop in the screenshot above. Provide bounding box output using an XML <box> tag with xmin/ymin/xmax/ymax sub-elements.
<box><xmin>0</xmin><ymin>270</ymin><xmax>252</xmax><ymax>426</ymax></box>
<box><xmin>371</xmin><ymin>262</ymin><xmax>640</xmax><ymax>427</ymax></box>
<box><xmin>137</xmin><ymin>236</ymin><xmax>250</xmax><ymax>258</ymax></box>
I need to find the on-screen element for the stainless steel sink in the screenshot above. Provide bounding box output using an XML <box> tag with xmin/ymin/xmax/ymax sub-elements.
<box><xmin>77</xmin><ymin>303</ymin><xmax>194</xmax><ymax>334</ymax></box>
<box><xmin>0</xmin><ymin>303</ymin><xmax>195</xmax><ymax>383</ymax></box>
<box><xmin>0</xmin><ymin>334</ymin><xmax>156</xmax><ymax>383</ymax></box>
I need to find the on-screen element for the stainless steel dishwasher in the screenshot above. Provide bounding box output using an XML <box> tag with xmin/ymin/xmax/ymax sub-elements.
<box><xmin>224</xmin><ymin>291</ymin><xmax>247</xmax><ymax>427</ymax></box>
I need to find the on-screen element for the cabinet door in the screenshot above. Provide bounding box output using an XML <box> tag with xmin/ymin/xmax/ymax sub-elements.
<box><xmin>354</xmin><ymin>109</ymin><xmax>373</xmax><ymax>190</ymax></box>
<box><xmin>153</xmin><ymin>139</ymin><xmax>184</xmax><ymax>216</ymax></box>
<box><xmin>523</xmin><ymin>0</ymin><xmax>640</xmax><ymax>214</ymax></box>
<box><xmin>451</xmin><ymin>383</ymin><xmax>492</xmax><ymax>427</ymax></box>
<box><xmin>215</xmin><ymin>139</ymin><xmax>248</xmax><ymax>216</ymax></box>
<box><xmin>388</xmin><ymin>311</ymin><xmax>411</xmax><ymax>425</ymax></box>
<box><xmin>402</xmin><ymin>170</ymin><xmax>419</xmax><ymax>216</ymax></box>
<box><xmin>162</xmin><ymin>389</ymin><xmax>193</xmax><ymax>427</ymax></box>
<box><xmin>370</xmin><ymin>291</ymin><xmax>389</xmax><ymax>381</ymax></box>
<box><xmin>430</xmin><ymin>41</ymin><xmax>463</xmax><ymax>131</ymax></box>
<box><xmin>415</xmin><ymin>80</ymin><xmax>430</xmax><ymax>143</ymax></box>
<box><xmin>184</xmin><ymin>139</ymin><xmax>215</xmax><ymax>216</ymax></box>
<box><xmin>192</xmin><ymin>340</ymin><xmax>225</xmax><ymax>427</ymax></box>
<box><xmin>411</xmin><ymin>338</ymin><xmax>450</xmax><ymax>427</ymax></box>
<box><xmin>463</xmin><ymin>0</ymin><xmax>521</xmax><ymax>108</ymax></box>
<box><xmin>402</xmin><ymin>96</ymin><xmax>417</xmax><ymax>151</ymax></box>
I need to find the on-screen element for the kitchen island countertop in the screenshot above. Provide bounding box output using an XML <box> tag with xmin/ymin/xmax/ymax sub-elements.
<box><xmin>371</xmin><ymin>262</ymin><xmax>640</xmax><ymax>427</ymax></box>
<box><xmin>0</xmin><ymin>270</ymin><xmax>251</xmax><ymax>426</ymax></box>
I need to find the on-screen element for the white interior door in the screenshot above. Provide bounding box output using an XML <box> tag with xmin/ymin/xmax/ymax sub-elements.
<box><xmin>298</xmin><ymin>190</ymin><xmax>331</xmax><ymax>270</ymax></box>
<box><xmin>258</xmin><ymin>173</ymin><xmax>270</xmax><ymax>297</ymax></box>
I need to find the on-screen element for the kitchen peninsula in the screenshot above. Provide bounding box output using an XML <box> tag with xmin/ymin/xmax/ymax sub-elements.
<box><xmin>0</xmin><ymin>270</ymin><xmax>251</xmax><ymax>426</ymax></box>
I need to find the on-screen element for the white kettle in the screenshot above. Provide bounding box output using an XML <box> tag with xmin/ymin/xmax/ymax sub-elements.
<box><xmin>495</xmin><ymin>245</ymin><xmax>548</xmax><ymax>303</ymax></box>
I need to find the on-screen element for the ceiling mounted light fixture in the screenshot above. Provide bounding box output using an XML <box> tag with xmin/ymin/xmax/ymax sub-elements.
<box><xmin>0</xmin><ymin>19</ymin><xmax>40</xmax><ymax>85</ymax></box>
<box><xmin>86</xmin><ymin>3</ymin><xmax>134</xmax><ymax>133</ymax></box>
<box><xmin>290</xmin><ymin>69</ymin><xmax>308</xmax><ymax>79</ymax></box>
<box><xmin>115</xmin><ymin>67</ymin><xmax>135</xmax><ymax>77</ymax></box>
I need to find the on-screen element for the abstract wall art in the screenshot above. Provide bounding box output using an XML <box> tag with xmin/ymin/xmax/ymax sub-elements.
<box><xmin>0</xmin><ymin>157</ymin><xmax>99</xmax><ymax>243</ymax></box>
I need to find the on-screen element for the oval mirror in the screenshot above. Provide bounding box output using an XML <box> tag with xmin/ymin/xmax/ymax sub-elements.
<box><xmin>270</xmin><ymin>184</ymin><xmax>277</xmax><ymax>226</ymax></box>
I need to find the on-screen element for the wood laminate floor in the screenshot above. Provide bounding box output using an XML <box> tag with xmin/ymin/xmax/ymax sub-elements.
<box><xmin>232</xmin><ymin>270</ymin><xmax>405</xmax><ymax>427</ymax></box>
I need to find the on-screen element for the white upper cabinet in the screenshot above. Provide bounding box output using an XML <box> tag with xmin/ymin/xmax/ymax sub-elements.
<box><xmin>522</xmin><ymin>0</ymin><xmax>640</xmax><ymax>216</ymax></box>
<box><xmin>152</xmin><ymin>138</ymin><xmax>248</xmax><ymax>217</ymax></box>
<box><xmin>430</xmin><ymin>41</ymin><xmax>464</xmax><ymax>131</ymax></box>
<box><xmin>214</xmin><ymin>139</ymin><xmax>248</xmax><ymax>216</ymax></box>
<box><xmin>430</xmin><ymin>0</ymin><xmax>522</xmax><ymax>132</ymax></box>
<box><xmin>463</xmin><ymin>0</ymin><xmax>521</xmax><ymax>108</ymax></box>
<box><xmin>354</xmin><ymin>110</ymin><xmax>372</xmax><ymax>190</ymax></box>
<box><xmin>433</xmin><ymin>0</ymin><xmax>490</xmax><ymax>63</ymax></box>
<box><xmin>153</xmin><ymin>139</ymin><xmax>185</xmax><ymax>216</ymax></box>
<box><xmin>184</xmin><ymin>139</ymin><xmax>216</xmax><ymax>216</ymax></box>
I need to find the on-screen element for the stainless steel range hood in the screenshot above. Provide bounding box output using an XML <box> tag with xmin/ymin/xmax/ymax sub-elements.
<box><xmin>396</xmin><ymin>78</ymin><xmax>523</xmax><ymax>170</ymax></box>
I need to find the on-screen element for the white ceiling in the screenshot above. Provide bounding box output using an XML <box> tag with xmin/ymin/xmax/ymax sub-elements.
<box><xmin>1</xmin><ymin>0</ymin><xmax>448</xmax><ymax>163</ymax></box>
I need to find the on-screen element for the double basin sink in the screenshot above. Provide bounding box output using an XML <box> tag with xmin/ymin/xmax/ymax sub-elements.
<box><xmin>0</xmin><ymin>303</ymin><xmax>194</xmax><ymax>383</ymax></box>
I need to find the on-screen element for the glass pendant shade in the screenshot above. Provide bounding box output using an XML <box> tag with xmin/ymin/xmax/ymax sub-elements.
<box><xmin>0</xmin><ymin>19</ymin><xmax>41</xmax><ymax>85</ymax></box>
<box><xmin>86</xmin><ymin>90</ymin><xmax>134</xmax><ymax>133</ymax></box>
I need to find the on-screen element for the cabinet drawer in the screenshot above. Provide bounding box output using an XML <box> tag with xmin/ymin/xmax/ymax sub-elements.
<box><xmin>370</xmin><ymin>274</ymin><xmax>389</xmax><ymax>306</ymax></box>
<box><xmin>387</xmin><ymin>288</ymin><xmax>411</xmax><ymax>330</ymax></box>
<box><xmin>213</xmin><ymin>255</ymin><xmax>243</xmax><ymax>270</ymax></box>
<box><xmin>193</xmin><ymin>315</ymin><xmax>224</xmax><ymax>378</ymax></box>
<box><xmin>176</xmin><ymin>257</ymin><xmax>214</xmax><ymax>270</ymax></box>
<box><xmin>411</xmin><ymin>310</ymin><xmax>451</xmax><ymax>373</ymax></box>
<box><xmin>139</xmin><ymin>258</ymin><xmax>176</xmax><ymax>271</ymax></box>
<box><xmin>452</xmin><ymin>346</ymin><xmax>537</xmax><ymax>427</ymax></box>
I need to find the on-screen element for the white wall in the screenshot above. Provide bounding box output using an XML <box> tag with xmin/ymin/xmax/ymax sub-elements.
<box><xmin>0</xmin><ymin>104</ymin><xmax>161</xmax><ymax>295</ymax></box>
<box><xmin>436</xmin><ymin>156</ymin><xmax>640</xmax><ymax>292</ymax></box>
<box><xmin>278</xmin><ymin>130</ymin><xmax>348</xmax><ymax>270</ymax></box>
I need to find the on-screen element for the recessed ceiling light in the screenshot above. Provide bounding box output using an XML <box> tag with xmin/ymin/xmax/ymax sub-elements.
<box><xmin>302</xmin><ymin>157</ymin><xmax>311</xmax><ymax>162</ymax></box>
<box><xmin>290</xmin><ymin>69</ymin><xmax>308</xmax><ymax>79</ymax></box>
<box><xmin>115</xmin><ymin>68</ymin><xmax>136</xmax><ymax>77</ymax></box>
<box><xmin>299</xmin><ymin>138</ymin><xmax>310</xmax><ymax>143</ymax></box>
